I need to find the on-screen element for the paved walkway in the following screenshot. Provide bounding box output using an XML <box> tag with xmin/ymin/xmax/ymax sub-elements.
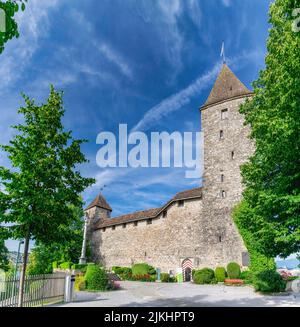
<box><xmin>57</xmin><ymin>281</ymin><xmax>300</xmax><ymax>307</ymax></box>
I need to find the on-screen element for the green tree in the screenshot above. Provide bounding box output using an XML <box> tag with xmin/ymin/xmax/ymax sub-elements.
<box><xmin>0</xmin><ymin>86</ymin><xmax>95</xmax><ymax>306</ymax></box>
<box><xmin>235</xmin><ymin>0</ymin><xmax>300</xmax><ymax>268</ymax></box>
<box><xmin>27</xmin><ymin>204</ymin><xmax>88</xmax><ymax>275</ymax></box>
<box><xmin>0</xmin><ymin>0</ymin><xmax>27</xmax><ymax>54</ymax></box>
<box><xmin>0</xmin><ymin>228</ymin><xmax>9</xmax><ymax>271</ymax></box>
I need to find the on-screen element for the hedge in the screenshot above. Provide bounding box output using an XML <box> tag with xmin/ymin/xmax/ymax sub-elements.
<box><xmin>227</xmin><ymin>262</ymin><xmax>241</xmax><ymax>279</ymax></box>
<box><xmin>112</xmin><ymin>266</ymin><xmax>132</xmax><ymax>275</ymax></box>
<box><xmin>253</xmin><ymin>270</ymin><xmax>286</xmax><ymax>293</ymax></box>
<box><xmin>193</xmin><ymin>268</ymin><xmax>216</xmax><ymax>284</ymax></box>
<box><xmin>215</xmin><ymin>267</ymin><xmax>226</xmax><ymax>282</ymax></box>
<box><xmin>75</xmin><ymin>275</ymin><xmax>86</xmax><ymax>291</ymax></box>
<box><xmin>59</xmin><ymin>262</ymin><xmax>73</xmax><ymax>270</ymax></box>
<box><xmin>160</xmin><ymin>273</ymin><xmax>176</xmax><ymax>283</ymax></box>
<box><xmin>85</xmin><ymin>264</ymin><xmax>110</xmax><ymax>291</ymax></box>
<box><xmin>132</xmin><ymin>263</ymin><xmax>156</xmax><ymax>276</ymax></box>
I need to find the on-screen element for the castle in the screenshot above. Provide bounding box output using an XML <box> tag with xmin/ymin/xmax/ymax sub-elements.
<box><xmin>84</xmin><ymin>63</ymin><xmax>255</xmax><ymax>281</ymax></box>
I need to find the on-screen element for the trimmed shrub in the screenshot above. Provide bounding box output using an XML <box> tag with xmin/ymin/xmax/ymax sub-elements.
<box><xmin>227</xmin><ymin>262</ymin><xmax>241</xmax><ymax>279</ymax></box>
<box><xmin>52</xmin><ymin>262</ymin><xmax>58</xmax><ymax>269</ymax></box>
<box><xmin>75</xmin><ymin>275</ymin><xmax>86</xmax><ymax>291</ymax></box>
<box><xmin>160</xmin><ymin>273</ymin><xmax>176</xmax><ymax>283</ymax></box>
<box><xmin>215</xmin><ymin>267</ymin><xmax>226</xmax><ymax>282</ymax></box>
<box><xmin>131</xmin><ymin>274</ymin><xmax>156</xmax><ymax>282</ymax></box>
<box><xmin>112</xmin><ymin>266</ymin><xmax>132</xmax><ymax>275</ymax></box>
<box><xmin>72</xmin><ymin>264</ymin><xmax>88</xmax><ymax>271</ymax></box>
<box><xmin>240</xmin><ymin>270</ymin><xmax>253</xmax><ymax>284</ymax></box>
<box><xmin>193</xmin><ymin>268</ymin><xmax>215</xmax><ymax>284</ymax></box>
<box><xmin>85</xmin><ymin>264</ymin><xmax>110</xmax><ymax>291</ymax></box>
<box><xmin>132</xmin><ymin>263</ymin><xmax>156</xmax><ymax>276</ymax></box>
<box><xmin>253</xmin><ymin>270</ymin><xmax>286</xmax><ymax>293</ymax></box>
<box><xmin>59</xmin><ymin>262</ymin><xmax>73</xmax><ymax>270</ymax></box>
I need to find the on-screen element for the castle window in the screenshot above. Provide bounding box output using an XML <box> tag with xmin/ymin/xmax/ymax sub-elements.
<box><xmin>123</xmin><ymin>223</ymin><xmax>126</xmax><ymax>228</ymax></box>
<box><xmin>103</xmin><ymin>227</ymin><xmax>106</xmax><ymax>232</ymax></box>
<box><xmin>231</xmin><ymin>151</ymin><xmax>235</xmax><ymax>160</ymax></box>
<box><xmin>112</xmin><ymin>226</ymin><xmax>115</xmax><ymax>230</ymax></box>
<box><xmin>221</xmin><ymin>174</ymin><xmax>225</xmax><ymax>182</ymax></box>
<box><xmin>162</xmin><ymin>210</ymin><xmax>167</xmax><ymax>218</ymax></box>
<box><xmin>219</xmin><ymin>130</ymin><xmax>224</xmax><ymax>139</ymax></box>
<box><xmin>147</xmin><ymin>219</ymin><xmax>152</xmax><ymax>225</ymax></box>
<box><xmin>221</xmin><ymin>190</ymin><xmax>226</xmax><ymax>198</ymax></box>
<box><xmin>134</xmin><ymin>221</ymin><xmax>138</xmax><ymax>227</ymax></box>
<box><xmin>221</xmin><ymin>108</ymin><xmax>228</xmax><ymax>120</ymax></box>
<box><xmin>178</xmin><ymin>200</ymin><xmax>184</xmax><ymax>207</ymax></box>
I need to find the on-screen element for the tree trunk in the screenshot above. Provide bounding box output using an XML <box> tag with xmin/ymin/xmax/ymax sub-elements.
<box><xmin>17</xmin><ymin>229</ymin><xmax>30</xmax><ymax>307</ymax></box>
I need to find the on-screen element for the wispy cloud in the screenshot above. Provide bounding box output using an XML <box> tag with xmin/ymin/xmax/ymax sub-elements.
<box><xmin>0</xmin><ymin>0</ymin><xmax>60</xmax><ymax>92</ymax></box>
<box><xmin>96</xmin><ymin>43</ymin><xmax>133</xmax><ymax>79</ymax></box>
<box><xmin>131</xmin><ymin>62</ymin><xmax>222</xmax><ymax>132</ymax></box>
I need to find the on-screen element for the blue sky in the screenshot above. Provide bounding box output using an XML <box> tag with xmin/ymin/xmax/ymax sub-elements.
<box><xmin>1</xmin><ymin>0</ymin><xmax>275</xmax><ymax>252</ymax></box>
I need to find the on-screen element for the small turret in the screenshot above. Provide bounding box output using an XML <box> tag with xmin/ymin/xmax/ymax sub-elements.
<box><xmin>84</xmin><ymin>193</ymin><xmax>112</xmax><ymax>232</ymax></box>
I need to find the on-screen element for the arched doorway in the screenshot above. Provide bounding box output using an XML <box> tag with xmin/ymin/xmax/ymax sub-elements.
<box><xmin>182</xmin><ymin>258</ymin><xmax>193</xmax><ymax>282</ymax></box>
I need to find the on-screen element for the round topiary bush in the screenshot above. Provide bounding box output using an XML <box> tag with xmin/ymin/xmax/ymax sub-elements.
<box><xmin>227</xmin><ymin>262</ymin><xmax>241</xmax><ymax>279</ymax></box>
<box><xmin>85</xmin><ymin>264</ymin><xmax>109</xmax><ymax>291</ymax></box>
<box><xmin>253</xmin><ymin>270</ymin><xmax>286</xmax><ymax>293</ymax></box>
<box><xmin>193</xmin><ymin>268</ymin><xmax>215</xmax><ymax>284</ymax></box>
<box><xmin>215</xmin><ymin>267</ymin><xmax>226</xmax><ymax>282</ymax></box>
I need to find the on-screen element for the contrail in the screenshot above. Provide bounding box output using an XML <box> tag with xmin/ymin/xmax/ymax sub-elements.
<box><xmin>131</xmin><ymin>61</ymin><xmax>222</xmax><ymax>132</ymax></box>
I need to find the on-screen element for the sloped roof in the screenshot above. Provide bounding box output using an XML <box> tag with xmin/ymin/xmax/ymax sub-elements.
<box><xmin>202</xmin><ymin>64</ymin><xmax>252</xmax><ymax>109</ymax></box>
<box><xmin>85</xmin><ymin>193</ymin><xmax>112</xmax><ymax>211</ymax></box>
<box><xmin>94</xmin><ymin>187</ymin><xmax>202</xmax><ymax>229</ymax></box>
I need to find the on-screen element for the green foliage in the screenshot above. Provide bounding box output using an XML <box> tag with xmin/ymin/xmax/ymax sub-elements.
<box><xmin>215</xmin><ymin>267</ymin><xmax>226</xmax><ymax>282</ymax></box>
<box><xmin>233</xmin><ymin>201</ymin><xmax>276</xmax><ymax>273</ymax></box>
<box><xmin>132</xmin><ymin>263</ymin><xmax>156</xmax><ymax>276</ymax></box>
<box><xmin>253</xmin><ymin>270</ymin><xmax>286</xmax><ymax>293</ymax></box>
<box><xmin>85</xmin><ymin>264</ymin><xmax>109</xmax><ymax>291</ymax></box>
<box><xmin>160</xmin><ymin>273</ymin><xmax>176</xmax><ymax>283</ymax></box>
<box><xmin>112</xmin><ymin>266</ymin><xmax>132</xmax><ymax>275</ymax></box>
<box><xmin>0</xmin><ymin>86</ymin><xmax>94</xmax><ymax>276</ymax></box>
<box><xmin>26</xmin><ymin>204</ymin><xmax>87</xmax><ymax>275</ymax></box>
<box><xmin>72</xmin><ymin>264</ymin><xmax>88</xmax><ymax>271</ymax></box>
<box><xmin>226</xmin><ymin>262</ymin><xmax>241</xmax><ymax>279</ymax></box>
<box><xmin>193</xmin><ymin>268</ymin><xmax>215</xmax><ymax>285</ymax></box>
<box><xmin>0</xmin><ymin>228</ymin><xmax>9</xmax><ymax>271</ymax></box>
<box><xmin>75</xmin><ymin>275</ymin><xmax>86</xmax><ymax>291</ymax></box>
<box><xmin>0</xmin><ymin>1</ymin><xmax>27</xmax><ymax>54</ymax></box>
<box><xmin>235</xmin><ymin>0</ymin><xmax>300</xmax><ymax>260</ymax></box>
<box><xmin>240</xmin><ymin>270</ymin><xmax>253</xmax><ymax>284</ymax></box>
<box><xmin>59</xmin><ymin>262</ymin><xmax>73</xmax><ymax>270</ymax></box>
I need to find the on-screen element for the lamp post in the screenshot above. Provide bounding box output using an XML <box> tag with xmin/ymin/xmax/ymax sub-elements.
<box><xmin>79</xmin><ymin>212</ymin><xmax>89</xmax><ymax>264</ymax></box>
<box><xmin>15</xmin><ymin>240</ymin><xmax>24</xmax><ymax>278</ymax></box>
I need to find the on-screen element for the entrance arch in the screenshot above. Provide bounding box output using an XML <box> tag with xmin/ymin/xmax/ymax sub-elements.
<box><xmin>182</xmin><ymin>258</ymin><xmax>193</xmax><ymax>282</ymax></box>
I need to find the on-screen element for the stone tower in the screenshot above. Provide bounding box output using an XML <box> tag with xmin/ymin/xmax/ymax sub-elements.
<box><xmin>84</xmin><ymin>193</ymin><xmax>112</xmax><ymax>238</ymax></box>
<box><xmin>199</xmin><ymin>63</ymin><xmax>255</xmax><ymax>267</ymax></box>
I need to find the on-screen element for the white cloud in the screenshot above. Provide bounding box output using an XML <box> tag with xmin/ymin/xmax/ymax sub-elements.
<box><xmin>131</xmin><ymin>62</ymin><xmax>222</xmax><ymax>132</ymax></box>
<box><xmin>0</xmin><ymin>0</ymin><xmax>60</xmax><ymax>92</ymax></box>
<box><xmin>96</xmin><ymin>43</ymin><xmax>133</xmax><ymax>79</ymax></box>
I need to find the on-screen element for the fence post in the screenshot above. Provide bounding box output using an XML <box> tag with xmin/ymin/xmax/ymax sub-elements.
<box><xmin>64</xmin><ymin>274</ymin><xmax>75</xmax><ymax>303</ymax></box>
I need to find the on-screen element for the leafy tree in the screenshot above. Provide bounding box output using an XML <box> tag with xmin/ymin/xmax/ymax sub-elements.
<box><xmin>27</xmin><ymin>204</ymin><xmax>89</xmax><ymax>275</ymax></box>
<box><xmin>0</xmin><ymin>228</ymin><xmax>9</xmax><ymax>271</ymax></box>
<box><xmin>0</xmin><ymin>86</ymin><xmax>95</xmax><ymax>306</ymax></box>
<box><xmin>235</xmin><ymin>0</ymin><xmax>300</xmax><ymax>267</ymax></box>
<box><xmin>0</xmin><ymin>0</ymin><xmax>27</xmax><ymax>54</ymax></box>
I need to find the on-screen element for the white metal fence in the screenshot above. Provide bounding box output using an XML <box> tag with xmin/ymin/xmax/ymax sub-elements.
<box><xmin>0</xmin><ymin>273</ymin><xmax>67</xmax><ymax>307</ymax></box>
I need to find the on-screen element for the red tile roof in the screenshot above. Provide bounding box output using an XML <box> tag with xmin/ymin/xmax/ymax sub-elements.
<box><xmin>94</xmin><ymin>187</ymin><xmax>202</xmax><ymax>229</ymax></box>
<box><xmin>85</xmin><ymin>193</ymin><xmax>112</xmax><ymax>211</ymax></box>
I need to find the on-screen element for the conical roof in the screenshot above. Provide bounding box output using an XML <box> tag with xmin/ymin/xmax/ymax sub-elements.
<box><xmin>85</xmin><ymin>193</ymin><xmax>112</xmax><ymax>211</ymax></box>
<box><xmin>202</xmin><ymin>64</ymin><xmax>252</xmax><ymax>108</ymax></box>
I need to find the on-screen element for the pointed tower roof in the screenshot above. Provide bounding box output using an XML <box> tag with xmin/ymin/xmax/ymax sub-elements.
<box><xmin>85</xmin><ymin>193</ymin><xmax>112</xmax><ymax>211</ymax></box>
<box><xmin>202</xmin><ymin>64</ymin><xmax>252</xmax><ymax>109</ymax></box>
